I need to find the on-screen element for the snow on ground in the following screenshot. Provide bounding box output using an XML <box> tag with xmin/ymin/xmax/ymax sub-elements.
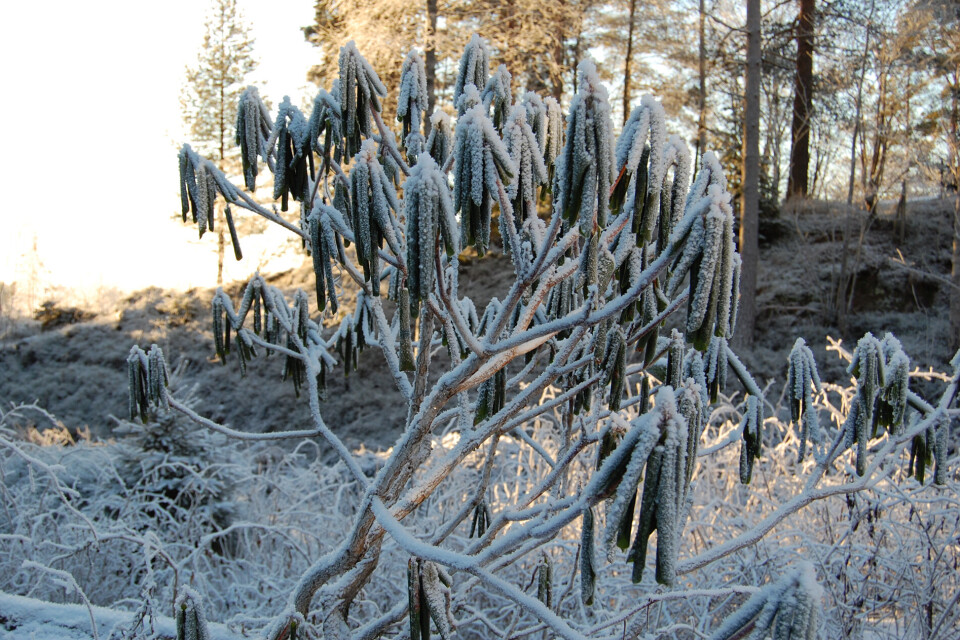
<box><xmin>0</xmin><ymin>590</ymin><xmax>248</xmax><ymax>640</ymax></box>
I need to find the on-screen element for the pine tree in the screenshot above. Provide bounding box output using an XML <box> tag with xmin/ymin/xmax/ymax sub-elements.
<box><xmin>180</xmin><ymin>0</ymin><xmax>257</xmax><ymax>285</ymax></box>
<box><xmin>786</xmin><ymin>0</ymin><xmax>815</xmax><ymax>200</ymax></box>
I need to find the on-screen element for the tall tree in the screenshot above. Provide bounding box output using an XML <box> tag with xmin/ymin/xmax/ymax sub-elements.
<box><xmin>737</xmin><ymin>0</ymin><xmax>761</xmax><ymax>347</ymax></box>
<box><xmin>424</xmin><ymin>0</ymin><xmax>439</xmax><ymax>136</ymax></box>
<box><xmin>622</xmin><ymin>0</ymin><xmax>638</xmax><ymax>123</ymax></box>
<box><xmin>697</xmin><ymin>0</ymin><xmax>708</xmax><ymax>167</ymax></box>
<box><xmin>180</xmin><ymin>0</ymin><xmax>257</xmax><ymax>285</ymax></box>
<box><xmin>786</xmin><ymin>0</ymin><xmax>815</xmax><ymax>199</ymax></box>
<box><xmin>304</xmin><ymin>0</ymin><xmax>588</xmax><ymax>118</ymax></box>
<box><xmin>304</xmin><ymin>0</ymin><xmax>430</xmax><ymax>116</ymax></box>
<box><xmin>924</xmin><ymin>0</ymin><xmax>960</xmax><ymax>349</ymax></box>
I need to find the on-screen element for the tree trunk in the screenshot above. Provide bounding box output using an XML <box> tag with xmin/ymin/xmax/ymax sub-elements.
<box><xmin>218</xmin><ymin>61</ymin><xmax>227</xmax><ymax>287</ymax></box>
<box><xmin>424</xmin><ymin>0</ymin><xmax>438</xmax><ymax>138</ymax></box>
<box><xmin>952</xmin><ymin>193</ymin><xmax>960</xmax><ymax>351</ymax></box>
<box><xmin>787</xmin><ymin>0</ymin><xmax>814</xmax><ymax>199</ymax></box>
<box><xmin>847</xmin><ymin>2</ymin><xmax>873</xmax><ymax>206</ymax></box>
<box><xmin>696</xmin><ymin>0</ymin><xmax>707</xmax><ymax>170</ymax></box>
<box><xmin>552</xmin><ymin>35</ymin><xmax>565</xmax><ymax>102</ymax></box>
<box><xmin>950</xmin><ymin>71</ymin><xmax>960</xmax><ymax>351</ymax></box>
<box><xmin>217</xmin><ymin>227</ymin><xmax>225</xmax><ymax>286</ymax></box>
<box><xmin>736</xmin><ymin>0</ymin><xmax>761</xmax><ymax>348</ymax></box>
<box><xmin>623</xmin><ymin>0</ymin><xmax>637</xmax><ymax>124</ymax></box>
<box><xmin>895</xmin><ymin>179</ymin><xmax>906</xmax><ymax>245</ymax></box>
<box><xmin>864</xmin><ymin>68</ymin><xmax>889</xmax><ymax>217</ymax></box>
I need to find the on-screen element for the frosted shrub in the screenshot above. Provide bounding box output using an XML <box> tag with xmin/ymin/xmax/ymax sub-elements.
<box><xmin>5</xmin><ymin>35</ymin><xmax>954</xmax><ymax>639</ymax></box>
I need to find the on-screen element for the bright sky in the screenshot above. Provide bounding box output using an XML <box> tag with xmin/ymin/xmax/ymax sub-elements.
<box><xmin>0</xmin><ymin>0</ymin><xmax>316</xmax><ymax>298</ymax></box>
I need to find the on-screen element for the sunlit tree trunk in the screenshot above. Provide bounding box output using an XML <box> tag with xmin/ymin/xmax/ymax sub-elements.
<box><xmin>424</xmin><ymin>0</ymin><xmax>438</xmax><ymax>138</ymax></box>
<box><xmin>787</xmin><ymin>0</ymin><xmax>814</xmax><ymax>200</ymax></box>
<box><xmin>623</xmin><ymin>0</ymin><xmax>637</xmax><ymax>124</ymax></box>
<box><xmin>696</xmin><ymin>0</ymin><xmax>707</xmax><ymax>169</ymax></box>
<box><xmin>736</xmin><ymin>0</ymin><xmax>761</xmax><ymax>347</ymax></box>
<box><xmin>950</xmin><ymin>67</ymin><xmax>960</xmax><ymax>351</ymax></box>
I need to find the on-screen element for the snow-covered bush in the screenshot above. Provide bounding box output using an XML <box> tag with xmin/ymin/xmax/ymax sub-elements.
<box><xmin>4</xmin><ymin>35</ymin><xmax>958</xmax><ymax>639</ymax></box>
<box><xmin>168</xmin><ymin>35</ymin><xmax>960</xmax><ymax>639</ymax></box>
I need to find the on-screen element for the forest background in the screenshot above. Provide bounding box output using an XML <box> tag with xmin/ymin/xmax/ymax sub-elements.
<box><xmin>2</xmin><ymin>0</ymin><xmax>958</xmax><ymax>352</ymax></box>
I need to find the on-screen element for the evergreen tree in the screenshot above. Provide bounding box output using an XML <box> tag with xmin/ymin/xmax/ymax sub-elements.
<box><xmin>180</xmin><ymin>0</ymin><xmax>257</xmax><ymax>285</ymax></box>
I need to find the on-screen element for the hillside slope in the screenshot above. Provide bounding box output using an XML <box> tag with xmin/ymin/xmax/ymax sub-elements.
<box><xmin>1</xmin><ymin>198</ymin><xmax>954</xmax><ymax>444</ymax></box>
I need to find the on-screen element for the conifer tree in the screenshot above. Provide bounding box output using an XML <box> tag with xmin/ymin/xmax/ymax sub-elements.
<box><xmin>180</xmin><ymin>0</ymin><xmax>257</xmax><ymax>285</ymax></box>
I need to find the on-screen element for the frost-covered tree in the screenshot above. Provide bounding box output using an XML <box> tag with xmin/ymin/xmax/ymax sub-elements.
<box><xmin>180</xmin><ymin>0</ymin><xmax>257</xmax><ymax>285</ymax></box>
<box><xmin>146</xmin><ymin>34</ymin><xmax>960</xmax><ymax>640</ymax></box>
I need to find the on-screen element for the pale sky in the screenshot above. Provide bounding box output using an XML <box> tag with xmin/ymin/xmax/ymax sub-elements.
<box><xmin>0</xmin><ymin>0</ymin><xmax>317</xmax><ymax>298</ymax></box>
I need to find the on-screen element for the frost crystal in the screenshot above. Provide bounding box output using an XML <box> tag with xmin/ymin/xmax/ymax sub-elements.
<box><xmin>425</xmin><ymin>109</ymin><xmax>453</xmax><ymax>166</ymax></box>
<box><xmin>877</xmin><ymin>333</ymin><xmax>909</xmax><ymax>435</ymax></box>
<box><xmin>404</xmin><ymin>154</ymin><xmax>458</xmax><ymax>310</ymax></box>
<box><xmin>397</xmin><ymin>50</ymin><xmax>428</xmax><ymax>158</ymax></box>
<box><xmin>482</xmin><ymin>64</ymin><xmax>512</xmax><ymax>131</ymax></box>
<box><xmin>307</xmin><ymin>83</ymin><xmax>343</xmax><ymax>163</ymax></box>
<box><xmin>709</xmin><ymin>563</ymin><xmax>822</xmax><ymax>640</ymax></box>
<box><xmin>236</xmin><ymin>86</ymin><xmax>270</xmax><ymax>190</ymax></box>
<box><xmin>308</xmin><ymin>203</ymin><xmax>344</xmax><ymax>313</ymax></box>
<box><xmin>452</xmin><ymin>104</ymin><xmax>516</xmax><ymax>255</ymax></box>
<box><xmin>553</xmin><ymin>59</ymin><xmax>614</xmax><ymax>233</ymax></box>
<box><xmin>612</xmin><ymin>96</ymin><xmax>667</xmax><ymax>244</ymax></box>
<box><xmin>543</xmin><ymin>96</ymin><xmax>564</xmax><ymax>178</ymax></box>
<box><xmin>520</xmin><ymin>91</ymin><xmax>547</xmax><ymax>157</ymax></box>
<box><xmin>668</xmin><ymin>154</ymin><xmax>738</xmax><ymax>350</ymax></box>
<box><xmin>453</xmin><ymin>34</ymin><xmax>490</xmax><ymax>109</ymax></box>
<box><xmin>847</xmin><ymin>332</ymin><xmax>885</xmax><ymax>475</ymax></box>
<box><xmin>271</xmin><ymin>97</ymin><xmax>312</xmax><ymax>210</ymax></box>
<box><xmin>788</xmin><ymin>337</ymin><xmax>822</xmax><ymax>462</ymax></box>
<box><xmin>350</xmin><ymin>140</ymin><xmax>401</xmax><ymax>295</ymax></box>
<box><xmin>738</xmin><ymin>394</ymin><xmax>763</xmax><ymax>484</ymax></box>
<box><xmin>178</xmin><ymin>145</ymin><xmax>239</xmax><ymax>235</ymax></box>
<box><xmin>456</xmin><ymin>83</ymin><xmax>482</xmax><ymax>117</ymax></box>
<box><xmin>622</xmin><ymin>387</ymin><xmax>693</xmax><ymax>586</ymax></box>
<box><xmin>503</xmin><ymin>105</ymin><xmax>548</xmax><ymax>235</ymax></box>
<box><xmin>339</xmin><ymin>41</ymin><xmax>388</xmax><ymax>157</ymax></box>
<box><xmin>175</xmin><ymin>586</ymin><xmax>210</xmax><ymax>640</ymax></box>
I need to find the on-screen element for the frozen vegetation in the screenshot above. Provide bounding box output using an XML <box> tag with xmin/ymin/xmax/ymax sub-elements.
<box><xmin>1</xmin><ymin>34</ymin><xmax>958</xmax><ymax>640</ymax></box>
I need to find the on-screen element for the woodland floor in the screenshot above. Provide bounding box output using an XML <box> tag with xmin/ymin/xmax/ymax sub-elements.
<box><xmin>1</xmin><ymin>197</ymin><xmax>955</xmax><ymax>449</ymax></box>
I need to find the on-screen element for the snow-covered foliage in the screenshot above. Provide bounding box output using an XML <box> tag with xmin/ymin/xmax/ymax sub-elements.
<box><xmin>788</xmin><ymin>337</ymin><xmax>822</xmax><ymax>462</ymax></box>
<box><xmin>455</xmin><ymin>82</ymin><xmax>482</xmax><ymax>117</ymax></box>
<box><xmin>452</xmin><ymin>104</ymin><xmax>514</xmax><ymax>255</ymax></box>
<box><xmin>396</xmin><ymin>50</ymin><xmax>428</xmax><ymax>159</ymax></box>
<box><xmin>235</xmin><ymin>86</ymin><xmax>271</xmax><ymax>191</ymax></box>
<box><xmin>424</xmin><ymin>108</ymin><xmax>453</xmax><ymax>167</ymax></box>
<box><xmin>453</xmin><ymin>34</ymin><xmax>490</xmax><ymax>110</ymax></box>
<box><xmin>553</xmin><ymin>59</ymin><xmax>614</xmax><ymax>233</ymax></box>
<box><xmin>338</xmin><ymin>40</ymin><xmax>387</xmax><ymax>157</ymax></box>
<box><xmin>482</xmin><ymin>64</ymin><xmax>512</xmax><ymax>132</ymax></box>
<box><xmin>502</xmin><ymin>105</ymin><xmax>547</xmax><ymax>236</ymax></box>
<box><xmin>404</xmin><ymin>154</ymin><xmax>458</xmax><ymax>310</ymax></box>
<box><xmin>306</xmin><ymin>83</ymin><xmax>342</xmax><ymax>164</ymax></box>
<box><xmin>709</xmin><ymin>563</ymin><xmax>822</xmax><ymax>640</ymax></box>
<box><xmin>270</xmin><ymin>97</ymin><xmax>312</xmax><ymax>210</ymax></box>
<box><xmin>4</xmin><ymin>346</ymin><xmax>959</xmax><ymax>637</ymax></box>
<box><xmin>176</xmin><ymin>587</ymin><xmax>211</xmax><ymax>640</ymax></box>
<box><xmin>349</xmin><ymin>139</ymin><xmax>402</xmax><ymax>295</ymax></box>
<box><xmin>668</xmin><ymin>152</ymin><xmax>739</xmax><ymax>350</ymax></box>
<box><xmin>10</xmin><ymin>33</ymin><xmax>956</xmax><ymax>640</ymax></box>
<box><xmin>542</xmin><ymin>95</ymin><xmax>564</xmax><ymax>182</ymax></box>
